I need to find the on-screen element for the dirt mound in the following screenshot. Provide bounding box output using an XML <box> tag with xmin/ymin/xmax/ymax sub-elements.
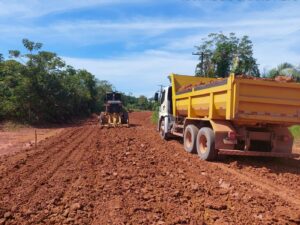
<box><xmin>177</xmin><ymin>75</ymin><xmax>298</xmax><ymax>93</ymax></box>
<box><xmin>236</xmin><ymin>74</ymin><xmax>296</xmax><ymax>83</ymax></box>
<box><xmin>0</xmin><ymin>112</ymin><xmax>299</xmax><ymax>224</ymax></box>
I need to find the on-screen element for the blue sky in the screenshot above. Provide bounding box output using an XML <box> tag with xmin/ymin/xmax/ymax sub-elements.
<box><xmin>0</xmin><ymin>0</ymin><xmax>300</xmax><ymax>96</ymax></box>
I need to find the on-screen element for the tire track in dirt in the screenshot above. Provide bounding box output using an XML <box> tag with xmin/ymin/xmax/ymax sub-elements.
<box><xmin>0</xmin><ymin>126</ymin><xmax>82</xmax><ymax>179</ymax></box>
<box><xmin>0</xmin><ymin>112</ymin><xmax>299</xmax><ymax>225</ymax></box>
<box><xmin>0</xmin><ymin>126</ymin><xmax>94</xmax><ymax>216</ymax></box>
<box><xmin>19</xmin><ymin>126</ymin><xmax>94</xmax><ymax>202</ymax></box>
<box><xmin>91</xmin><ymin>128</ymin><xmax>134</xmax><ymax>224</ymax></box>
<box><xmin>213</xmin><ymin>163</ymin><xmax>300</xmax><ymax>209</ymax></box>
<box><xmin>0</xmin><ymin>127</ymin><xmax>84</xmax><ymax>197</ymax></box>
<box><xmin>23</xmin><ymin>125</ymin><xmax>100</xmax><ymax>224</ymax></box>
<box><xmin>219</xmin><ymin>157</ymin><xmax>300</xmax><ymax>193</ymax></box>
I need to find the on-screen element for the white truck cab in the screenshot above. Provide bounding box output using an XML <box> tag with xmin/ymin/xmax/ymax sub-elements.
<box><xmin>156</xmin><ymin>86</ymin><xmax>174</xmax><ymax>139</ymax></box>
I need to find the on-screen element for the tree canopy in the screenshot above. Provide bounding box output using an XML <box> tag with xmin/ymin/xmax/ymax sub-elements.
<box><xmin>194</xmin><ymin>33</ymin><xmax>260</xmax><ymax>78</ymax></box>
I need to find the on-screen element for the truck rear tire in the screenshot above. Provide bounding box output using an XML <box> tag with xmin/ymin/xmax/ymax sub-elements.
<box><xmin>184</xmin><ymin>125</ymin><xmax>199</xmax><ymax>153</ymax></box>
<box><xmin>121</xmin><ymin>111</ymin><xmax>129</xmax><ymax>125</ymax></box>
<box><xmin>196</xmin><ymin>127</ymin><xmax>217</xmax><ymax>161</ymax></box>
<box><xmin>99</xmin><ymin>113</ymin><xmax>106</xmax><ymax>125</ymax></box>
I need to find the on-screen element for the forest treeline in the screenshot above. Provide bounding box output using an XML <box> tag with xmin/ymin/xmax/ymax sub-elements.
<box><xmin>0</xmin><ymin>39</ymin><xmax>154</xmax><ymax>123</ymax></box>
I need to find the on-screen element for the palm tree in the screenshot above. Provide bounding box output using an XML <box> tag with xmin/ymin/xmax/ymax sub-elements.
<box><xmin>268</xmin><ymin>63</ymin><xmax>300</xmax><ymax>81</ymax></box>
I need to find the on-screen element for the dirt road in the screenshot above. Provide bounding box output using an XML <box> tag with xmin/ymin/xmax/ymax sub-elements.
<box><xmin>0</xmin><ymin>112</ymin><xmax>299</xmax><ymax>225</ymax></box>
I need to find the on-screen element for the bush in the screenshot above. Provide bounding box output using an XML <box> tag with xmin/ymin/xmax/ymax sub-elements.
<box><xmin>151</xmin><ymin>106</ymin><xmax>159</xmax><ymax>124</ymax></box>
<box><xmin>290</xmin><ymin>126</ymin><xmax>300</xmax><ymax>139</ymax></box>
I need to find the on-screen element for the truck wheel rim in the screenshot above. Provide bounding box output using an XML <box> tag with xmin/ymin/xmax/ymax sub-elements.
<box><xmin>186</xmin><ymin>131</ymin><xmax>192</xmax><ymax>148</ymax></box>
<box><xmin>199</xmin><ymin>135</ymin><xmax>208</xmax><ymax>154</ymax></box>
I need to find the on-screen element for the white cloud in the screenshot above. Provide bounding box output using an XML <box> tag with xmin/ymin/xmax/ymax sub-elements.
<box><xmin>3</xmin><ymin>15</ymin><xmax>300</xmax><ymax>47</ymax></box>
<box><xmin>0</xmin><ymin>19</ymin><xmax>211</xmax><ymax>46</ymax></box>
<box><xmin>63</xmin><ymin>51</ymin><xmax>197</xmax><ymax>97</ymax></box>
<box><xmin>0</xmin><ymin>0</ymin><xmax>146</xmax><ymax>18</ymax></box>
<box><xmin>47</xmin><ymin>17</ymin><xmax>300</xmax><ymax>36</ymax></box>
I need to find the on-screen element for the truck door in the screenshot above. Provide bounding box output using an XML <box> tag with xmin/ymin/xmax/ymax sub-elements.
<box><xmin>168</xmin><ymin>86</ymin><xmax>173</xmax><ymax>114</ymax></box>
<box><xmin>160</xmin><ymin>89</ymin><xmax>167</xmax><ymax>116</ymax></box>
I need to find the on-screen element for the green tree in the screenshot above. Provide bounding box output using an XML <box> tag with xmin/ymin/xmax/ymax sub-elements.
<box><xmin>22</xmin><ymin>38</ymin><xmax>43</xmax><ymax>53</ymax></box>
<box><xmin>195</xmin><ymin>33</ymin><xmax>260</xmax><ymax>78</ymax></box>
<box><xmin>0</xmin><ymin>53</ymin><xmax>4</xmax><ymax>62</ymax></box>
<box><xmin>137</xmin><ymin>95</ymin><xmax>149</xmax><ymax>109</ymax></box>
<box><xmin>234</xmin><ymin>36</ymin><xmax>260</xmax><ymax>76</ymax></box>
<box><xmin>8</xmin><ymin>50</ymin><xmax>21</xmax><ymax>58</ymax></box>
<box><xmin>0</xmin><ymin>59</ymin><xmax>26</xmax><ymax>120</ymax></box>
<box><xmin>95</xmin><ymin>80</ymin><xmax>114</xmax><ymax>111</ymax></box>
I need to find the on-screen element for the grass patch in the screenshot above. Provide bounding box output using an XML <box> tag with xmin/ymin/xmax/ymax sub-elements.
<box><xmin>151</xmin><ymin>109</ymin><xmax>159</xmax><ymax>124</ymax></box>
<box><xmin>0</xmin><ymin>121</ymin><xmax>30</xmax><ymax>131</ymax></box>
<box><xmin>290</xmin><ymin>125</ymin><xmax>300</xmax><ymax>139</ymax></box>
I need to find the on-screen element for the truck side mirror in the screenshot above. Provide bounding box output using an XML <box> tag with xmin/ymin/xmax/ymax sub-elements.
<box><xmin>154</xmin><ymin>92</ymin><xmax>159</xmax><ymax>102</ymax></box>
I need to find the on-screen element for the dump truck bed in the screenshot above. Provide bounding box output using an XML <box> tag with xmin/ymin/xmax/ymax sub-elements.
<box><xmin>171</xmin><ymin>74</ymin><xmax>300</xmax><ymax>126</ymax></box>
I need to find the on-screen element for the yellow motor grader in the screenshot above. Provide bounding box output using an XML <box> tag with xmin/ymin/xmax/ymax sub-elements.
<box><xmin>99</xmin><ymin>92</ymin><xmax>129</xmax><ymax>128</ymax></box>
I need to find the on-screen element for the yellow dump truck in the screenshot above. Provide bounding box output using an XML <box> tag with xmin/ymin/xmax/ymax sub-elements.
<box><xmin>155</xmin><ymin>74</ymin><xmax>300</xmax><ymax>161</ymax></box>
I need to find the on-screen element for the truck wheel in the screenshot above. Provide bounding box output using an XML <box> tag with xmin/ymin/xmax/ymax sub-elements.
<box><xmin>99</xmin><ymin>113</ymin><xmax>105</xmax><ymax>126</ymax></box>
<box><xmin>184</xmin><ymin>125</ymin><xmax>199</xmax><ymax>153</ymax></box>
<box><xmin>122</xmin><ymin>111</ymin><xmax>129</xmax><ymax>124</ymax></box>
<box><xmin>196</xmin><ymin>127</ymin><xmax>217</xmax><ymax>161</ymax></box>
<box><xmin>160</xmin><ymin>118</ymin><xmax>168</xmax><ymax>140</ymax></box>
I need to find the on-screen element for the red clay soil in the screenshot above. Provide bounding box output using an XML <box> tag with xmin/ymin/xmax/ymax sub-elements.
<box><xmin>0</xmin><ymin>127</ymin><xmax>64</xmax><ymax>157</ymax></box>
<box><xmin>0</xmin><ymin>112</ymin><xmax>299</xmax><ymax>225</ymax></box>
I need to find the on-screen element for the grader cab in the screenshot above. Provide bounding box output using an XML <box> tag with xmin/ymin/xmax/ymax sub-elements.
<box><xmin>99</xmin><ymin>92</ymin><xmax>129</xmax><ymax>128</ymax></box>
